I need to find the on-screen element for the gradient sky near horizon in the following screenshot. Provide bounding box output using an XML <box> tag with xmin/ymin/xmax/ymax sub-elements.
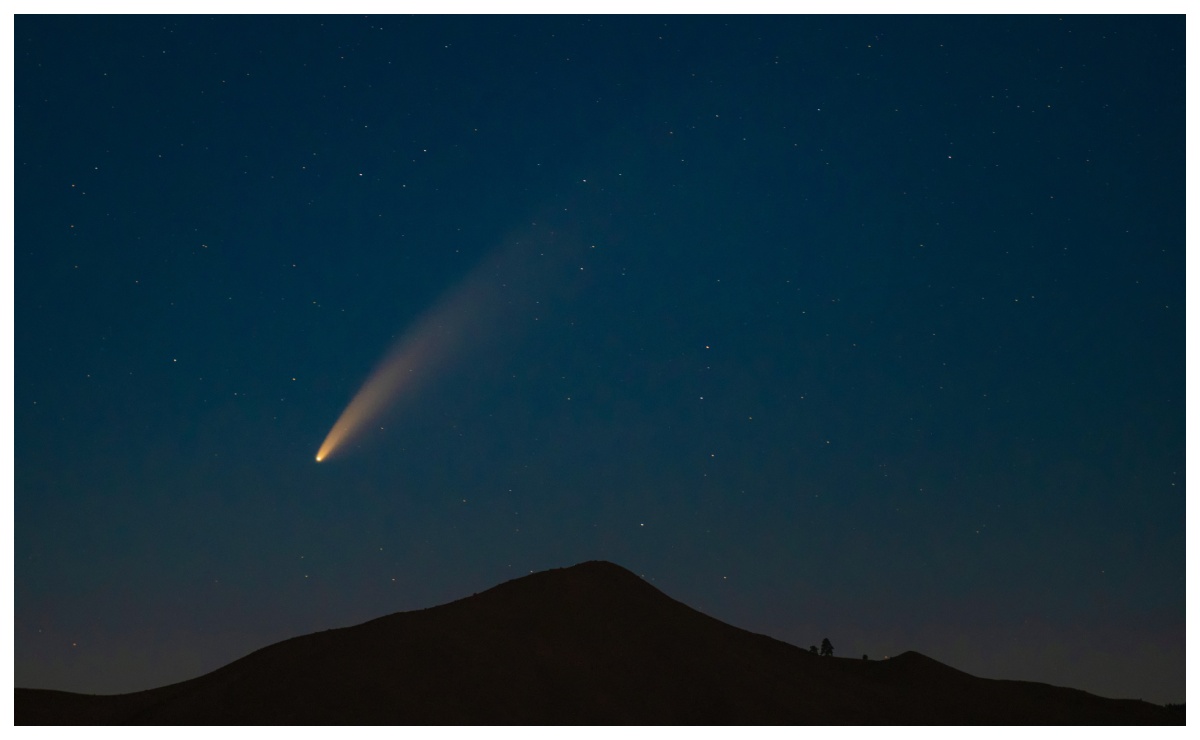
<box><xmin>14</xmin><ymin>14</ymin><xmax>1185</xmax><ymax>704</ymax></box>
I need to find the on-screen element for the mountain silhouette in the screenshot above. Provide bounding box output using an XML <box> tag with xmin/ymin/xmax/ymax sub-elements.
<box><xmin>15</xmin><ymin>561</ymin><xmax>1181</xmax><ymax>724</ymax></box>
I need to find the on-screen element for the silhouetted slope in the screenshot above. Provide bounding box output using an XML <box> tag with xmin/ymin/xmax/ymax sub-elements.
<box><xmin>15</xmin><ymin>561</ymin><xmax>1180</xmax><ymax>725</ymax></box>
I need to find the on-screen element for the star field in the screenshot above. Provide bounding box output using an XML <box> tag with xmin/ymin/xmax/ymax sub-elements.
<box><xmin>13</xmin><ymin>14</ymin><xmax>1185</xmax><ymax>704</ymax></box>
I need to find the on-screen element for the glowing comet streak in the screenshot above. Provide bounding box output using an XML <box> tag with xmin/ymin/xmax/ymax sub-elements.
<box><xmin>314</xmin><ymin>334</ymin><xmax>425</xmax><ymax>463</ymax></box>
<box><xmin>314</xmin><ymin>233</ymin><xmax>560</xmax><ymax>463</ymax></box>
<box><xmin>314</xmin><ymin>279</ymin><xmax>479</xmax><ymax>463</ymax></box>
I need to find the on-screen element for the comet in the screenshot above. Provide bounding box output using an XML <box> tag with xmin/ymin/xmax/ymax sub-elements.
<box><xmin>314</xmin><ymin>226</ymin><xmax>571</xmax><ymax>462</ymax></box>
<box><xmin>314</xmin><ymin>269</ymin><xmax>485</xmax><ymax>463</ymax></box>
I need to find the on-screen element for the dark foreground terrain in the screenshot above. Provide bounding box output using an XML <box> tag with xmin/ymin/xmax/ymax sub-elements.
<box><xmin>16</xmin><ymin>560</ymin><xmax>1182</xmax><ymax>725</ymax></box>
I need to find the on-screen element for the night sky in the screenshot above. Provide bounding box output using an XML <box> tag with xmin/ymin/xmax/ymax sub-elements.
<box><xmin>14</xmin><ymin>15</ymin><xmax>1185</xmax><ymax>705</ymax></box>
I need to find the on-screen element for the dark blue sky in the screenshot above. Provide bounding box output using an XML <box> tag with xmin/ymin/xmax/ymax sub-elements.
<box><xmin>14</xmin><ymin>15</ymin><xmax>1185</xmax><ymax>704</ymax></box>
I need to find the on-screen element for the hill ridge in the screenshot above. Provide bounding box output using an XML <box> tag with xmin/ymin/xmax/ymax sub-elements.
<box><xmin>15</xmin><ymin>560</ymin><xmax>1181</xmax><ymax>725</ymax></box>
